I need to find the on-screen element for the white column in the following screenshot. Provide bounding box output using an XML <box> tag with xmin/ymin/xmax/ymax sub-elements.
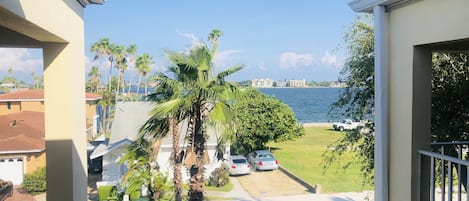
<box><xmin>374</xmin><ymin>5</ymin><xmax>388</xmax><ymax>201</ymax></box>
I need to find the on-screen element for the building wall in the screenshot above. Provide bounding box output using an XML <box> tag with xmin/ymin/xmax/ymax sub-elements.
<box><xmin>0</xmin><ymin>1</ymin><xmax>88</xmax><ymax>200</ymax></box>
<box><xmin>21</xmin><ymin>101</ymin><xmax>44</xmax><ymax>112</ymax></box>
<box><xmin>386</xmin><ymin>0</ymin><xmax>469</xmax><ymax>200</ymax></box>
<box><xmin>0</xmin><ymin>102</ymin><xmax>21</xmax><ymax>115</ymax></box>
<box><xmin>86</xmin><ymin>100</ymin><xmax>98</xmax><ymax>126</ymax></box>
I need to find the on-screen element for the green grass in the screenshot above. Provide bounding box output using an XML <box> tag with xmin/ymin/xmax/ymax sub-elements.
<box><xmin>205</xmin><ymin>181</ymin><xmax>234</xmax><ymax>192</ymax></box>
<box><xmin>268</xmin><ymin>126</ymin><xmax>372</xmax><ymax>193</ymax></box>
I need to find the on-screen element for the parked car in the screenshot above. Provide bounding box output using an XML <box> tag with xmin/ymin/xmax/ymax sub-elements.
<box><xmin>0</xmin><ymin>179</ymin><xmax>13</xmax><ymax>201</ymax></box>
<box><xmin>223</xmin><ymin>155</ymin><xmax>251</xmax><ymax>176</ymax></box>
<box><xmin>332</xmin><ymin>119</ymin><xmax>364</xmax><ymax>131</ymax></box>
<box><xmin>247</xmin><ymin>150</ymin><xmax>279</xmax><ymax>171</ymax></box>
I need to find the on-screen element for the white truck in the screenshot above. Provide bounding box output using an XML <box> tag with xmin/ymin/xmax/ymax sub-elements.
<box><xmin>332</xmin><ymin>119</ymin><xmax>364</xmax><ymax>131</ymax></box>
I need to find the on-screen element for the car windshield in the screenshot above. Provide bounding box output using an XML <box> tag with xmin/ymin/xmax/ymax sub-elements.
<box><xmin>258</xmin><ymin>154</ymin><xmax>273</xmax><ymax>159</ymax></box>
<box><xmin>341</xmin><ymin>119</ymin><xmax>347</xmax><ymax>123</ymax></box>
<box><xmin>232</xmin><ymin>159</ymin><xmax>247</xmax><ymax>164</ymax></box>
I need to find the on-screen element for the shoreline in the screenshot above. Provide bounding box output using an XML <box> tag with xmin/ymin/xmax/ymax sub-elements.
<box><xmin>302</xmin><ymin>122</ymin><xmax>332</xmax><ymax>127</ymax></box>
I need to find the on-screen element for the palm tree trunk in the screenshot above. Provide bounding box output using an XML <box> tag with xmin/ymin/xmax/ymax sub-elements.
<box><xmin>171</xmin><ymin>118</ymin><xmax>183</xmax><ymax>201</ymax></box>
<box><xmin>136</xmin><ymin>76</ymin><xmax>141</xmax><ymax>95</ymax></box>
<box><xmin>188</xmin><ymin>114</ymin><xmax>206</xmax><ymax>201</ymax></box>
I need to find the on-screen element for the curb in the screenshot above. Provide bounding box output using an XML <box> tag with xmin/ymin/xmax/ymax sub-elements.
<box><xmin>278</xmin><ymin>166</ymin><xmax>317</xmax><ymax>193</ymax></box>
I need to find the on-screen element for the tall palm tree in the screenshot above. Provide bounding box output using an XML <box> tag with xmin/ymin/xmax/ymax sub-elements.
<box><xmin>140</xmin><ymin>29</ymin><xmax>242</xmax><ymax>201</ymax></box>
<box><xmin>113</xmin><ymin>45</ymin><xmax>128</xmax><ymax>100</ymax></box>
<box><xmin>136</xmin><ymin>53</ymin><xmax>153</xmax><ymax>96</ymax></box>
<box><xmin>126</xmin><ymin>44</ymin><xmax>138</xmax><ymax>94</ymax></box>
<box><xmin>88</xmin><ymin>66</ymin><xmax>100</xmax><ymax>93</ymax></box>
<box><xmin>208</xmin><ymin>29</ymin><xmax>223</xmax><ymax>75</ymax></box>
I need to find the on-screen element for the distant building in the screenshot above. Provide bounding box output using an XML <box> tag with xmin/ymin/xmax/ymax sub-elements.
<box><xmin>252</xmin><ymin>78</ymin><xmax>274</xmax><ymax>88</ymax></box>
<box><xmin>288</xmin><ymin>79</ymin><xmax>307</xmax><ymax>88</ymax></box>
<box><xmin>275</xmin><ymin>80</ymin><xmax>287</xmax><ymax>87</ymax></box>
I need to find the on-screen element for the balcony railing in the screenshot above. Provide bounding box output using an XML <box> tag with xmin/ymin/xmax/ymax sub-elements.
<box><xmin>419</xmin><ymin>141</ymin><xmax>469</xmax><ymax>201</ymax></box>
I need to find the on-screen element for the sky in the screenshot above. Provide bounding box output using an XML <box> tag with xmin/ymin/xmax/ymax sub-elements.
<box><xmin>0</xmin><ymin>1</ymin><xmax>358</xmax><ymax>83</ymax></box>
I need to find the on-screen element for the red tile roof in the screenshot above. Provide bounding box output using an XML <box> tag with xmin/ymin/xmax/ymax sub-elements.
<box><xmin>0</xmin><ymin>90</ymin><xmax>101</xmax><ymax>101</ymax></box>
<box><xmin>0</xmin><ymin>111</ymin><xmax>45</xmax><ymax>153</ymax></box>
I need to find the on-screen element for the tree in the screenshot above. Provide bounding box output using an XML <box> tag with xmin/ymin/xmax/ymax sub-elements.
<box><xmin>230</xmin><ymin>88</ymin><xmax>304</xmax><ymax>154</ymax></box>
<box><xmin>136</xmin><ymin>53</ymin><xmax>153</xmax><ymax>96</ymax></box>
<box><xmin>323</xmin><ymin>16</ymin><xmax>469</xmax><ymax>188</ymax></box>
<box><xmin>323</xmin><ymin>16</ymin><xmax>375</xmax><ymax>186</ymax></box>
<box><xmin>113</xmin><ymin>44</ymin><xmax>128</xmax><ymax>100</ymax></box>
<box><xmin>87</xmin><ymin>66</ymin><xmax>100</xmax><ymax>93</ymax></box>
<box><xmin>139</xmin><ymin>29</ymin><xmax>242</xmax><ymax>201</ymax></box>
<box><xmin>126</xmin><ymin>44</ymin><xmax>138</xmax><ymax>94</ymax></box>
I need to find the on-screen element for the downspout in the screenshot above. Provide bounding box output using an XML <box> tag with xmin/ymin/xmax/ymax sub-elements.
<box><xmin>374</xmin><ymin>5</ymin><xmax>388</xmax><ymax>201</ymax></box>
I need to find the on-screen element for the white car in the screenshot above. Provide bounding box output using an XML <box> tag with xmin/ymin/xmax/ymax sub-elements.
<box><xmin>332</xmin><ymin>119</ymin><xmax>364</xmax><ymax>131</ymax></box>
<box><xmin>223</xmin><ymin>155</ymin><xmax>251</xmax><ymax>176</ymax></box>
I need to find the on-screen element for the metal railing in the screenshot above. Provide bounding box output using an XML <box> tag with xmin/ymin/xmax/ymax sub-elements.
<box><xmin>419</xmin><ymin>142</ymin><xmax>469</xmax><ymax>201</ymax></box>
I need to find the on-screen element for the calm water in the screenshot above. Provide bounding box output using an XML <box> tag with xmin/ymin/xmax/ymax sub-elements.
<box><xmin>127</xmin><ymin>87</ymin><xmax>342</xmax><ymax>123</ymax></box>
<box><xmin>259</xmin><ymin>88</ymin><xmax>343</xmax><ymax>123</ymax></box>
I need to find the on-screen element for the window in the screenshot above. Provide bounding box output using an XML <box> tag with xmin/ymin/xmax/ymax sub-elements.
<box><xmin>7</xmin><ymin>102</ymin><xmax>11</xmax><ymax>110</ymax></box>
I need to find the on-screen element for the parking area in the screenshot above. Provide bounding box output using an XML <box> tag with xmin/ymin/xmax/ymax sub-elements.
<box><xmin>236</xmin><ymin>169</ymin><xmax>311</xmax><ymax>198</ymax></box>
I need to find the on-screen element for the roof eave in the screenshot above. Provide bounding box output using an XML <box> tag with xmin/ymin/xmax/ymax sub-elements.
<box><xmin>77</xmin><ymin>0</ymin><xmax>106</xmax><ymax>7</ymax></box>
<box><xmin>348</xmin><ymin>0</ymin><xmax>416</xmax><ymax>13</ymax></box>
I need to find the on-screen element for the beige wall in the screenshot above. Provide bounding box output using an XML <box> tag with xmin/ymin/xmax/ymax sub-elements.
<box><xmin>0</xmin><ymin>1</ymin><xmax>88</xmax><ymax>200</ymax></box>
<box><xmin>0</xmin><ymin>102</ymin><xmax>21</xmax><ymax>115</ymax></box>
<box><xmin>386</xmin><ymin>0</ymin><xmax>469</xmax><ymax>200</ymax></box>
<box><xmin>21</xmin><ymin>101</ymin><xmax>44</xmax><ymax>112</ymax></box>
<box><xmin>86</xmin><ymin>100</ymin><xmax>98</xmax><ymax>126</ymax></box>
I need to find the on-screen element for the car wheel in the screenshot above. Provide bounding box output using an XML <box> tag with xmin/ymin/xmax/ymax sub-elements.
<box><xmin>339</xmin><ymin>127</ymin><xmax>344</xmax><ymax>131</ymax></box>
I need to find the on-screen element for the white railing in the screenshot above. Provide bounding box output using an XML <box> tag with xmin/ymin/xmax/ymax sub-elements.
<box><xmin>419</xmin><ymin>142</ymin><xmax>469</xmax><ymax>201</ymax></box>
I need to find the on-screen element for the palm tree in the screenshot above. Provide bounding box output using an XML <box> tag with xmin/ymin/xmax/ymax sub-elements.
<box><xmin>126</xmin><ymin>44</ymin><xmax>138</xmax><ymax>94</ymax></box>
<box><xmin>31</xmin><ymin>72</ymin><xmax>40</xmax><ymax>90</ymax></box>
<box><xmin>208</xmin><ymin>29</ymin><xmax>223</xmax><ymax>75</ymax></box>
<box><xmin>90</xmin><ymin>38</ymin><xmax>116</xmax><ymax>91</ymax></box>
<box><xmin>136</xmin><ymin>53</ymin><xmax>153</xmax><ymax>96</ymax></box>
<box><xmin>140</xmin><ymin>29</ymin><xmax>242</xmax><ymax>201</ymax></box>
<box><xmin>87</xmin><ymin>66</ymin><xmax>100</xmax><ymax>93</ymax></box>
<box><xmin>113</xmin><ymin>45</ymin><xmax>128</xmax><ymax>101</ymax></box>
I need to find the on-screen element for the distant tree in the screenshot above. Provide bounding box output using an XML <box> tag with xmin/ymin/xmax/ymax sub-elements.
<box><xmin>136</xmin><ymin>53</ymin><xmax>153</xmax><ymax>96</ymax></box>
<box><xmin>231</xmin><ymin>88</ymin><xmax>304</xmax><ymax>154</ymax></box>
<box><xmin>126</xmin><ymin>44</ymin><xmax>138</xmax><ymax>94</ymax></box>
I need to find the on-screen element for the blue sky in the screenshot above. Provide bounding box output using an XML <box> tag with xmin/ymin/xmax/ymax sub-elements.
<box><xmin>0</xmin><ymin>1</ymin><xmax>357</xmax><ymax>83</ymax></box>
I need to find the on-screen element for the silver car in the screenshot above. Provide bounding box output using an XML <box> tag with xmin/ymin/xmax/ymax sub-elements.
<box><xmin>223</xmin><ymin>155</ymin><xmax>251</xmax><ymax>176</ymax></box>
<box><xmin>247</xmin><ymin>150</ymin><xmax>279</xmax><ymax>171</ymax></box>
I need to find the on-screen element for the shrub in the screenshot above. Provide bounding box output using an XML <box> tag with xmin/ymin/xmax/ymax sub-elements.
<box><xmin>22</xmin><ymin>167</ymin><xmax>46</xmax><ymax>194</ymax></box>
<box><xmin>208</xmin><ymin>167</ymin><xmax>229</xmax><ymax>187</ymax></box>
<box><xmin>98</xmin><ymin>185</ymin><xmax>118</xmax><ymax>201</ymax></box>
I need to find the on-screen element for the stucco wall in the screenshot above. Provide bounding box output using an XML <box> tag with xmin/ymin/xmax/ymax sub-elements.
<box><xmin>386</xmin><ymin>0</ymin><xmax>469</xmax><ymax>200</ymax></box>
<box><xmin>21</xmin><ymin>101</ymin><xmax>44</xmax><ymax>112</ymax></box>
<box><xmin>0</xmin><ymin>102</ymin><xmax>21</xmax><ymax>115</ymax></box>
<box><xmin>0</xmin><ymin>1</ymin><xmax>88</xmax><ymax>200</ymax></box>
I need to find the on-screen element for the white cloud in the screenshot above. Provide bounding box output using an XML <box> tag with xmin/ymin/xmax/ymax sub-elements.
<box><xmin>0</xmin><ymin>48</ymin><xmax>42</xmax><ymax>72</ymax></box>
<box><xmin>177</xmin><ymin>31</ymin><xmax>203</xmax><ymax>48</ymax></box>
<box><xmin>321</xmin><ymin>51</ymin><xmax>342</xmax><ymax>69</ymax></box>
<box><xmin>215</xmin><ymin>49</ymin><xmax>242</xmax><ymax>66</ymax></box>
<box><xmin>279</xmin><ymin>52</ymin><xmax>315</xmax><ymax>69</ymax></box>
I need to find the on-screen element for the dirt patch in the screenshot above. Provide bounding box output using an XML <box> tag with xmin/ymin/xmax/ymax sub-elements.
<box><xmin>236</xmin><ymin>169</ymin><xmax>311</xmax><ymax>198</ymax></box>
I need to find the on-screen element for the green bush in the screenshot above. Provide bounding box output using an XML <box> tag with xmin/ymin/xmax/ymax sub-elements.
<box><xmin>98</xmin><ymin>185</ymin><xmax>118</xmax><ymax>201</ymax></box>
<box><xmin>208</xmin><ymin>168</ymin><xmax>229</xmax><ymax>187</ymax></box>
<box><xmin>22</xmin><ymin>167</ymin><xmax>46</xmax><ymax>194</ymax></box>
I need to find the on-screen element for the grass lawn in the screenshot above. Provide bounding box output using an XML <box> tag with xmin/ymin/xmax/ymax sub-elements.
<box><xmin>205</xmin><ymin>181</ymin><xmax>234</xmax><ymax>192</ymax></box>
<box><xmin>268</xmin><ymin>126</ymin><xmax>372</xmax><ymax>193</ymax></box>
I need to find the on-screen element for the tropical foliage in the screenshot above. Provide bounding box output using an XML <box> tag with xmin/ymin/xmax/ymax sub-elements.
<box><xmin>89</xmin><ymin>38</ymin><xmax>154</xmax><ymax>136</ymax></box>
<box><xmin>139</xmin><ymin>29</ymin><xmax>242</xmax><ymax>201</ymax></box>
<box><xmin>324</xmin><ymin>15</ymin><xmax>469</xmax><ymax>187</ymax></box>
<box><xmin>323</xmin><ymin>16</ymin><xmax>376</xmax><ymax>186</ymax></box>
<box><xmin>230</xmin><ymin>88</ymin><xmax>304</xmax><ymax>154</ymax></box>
